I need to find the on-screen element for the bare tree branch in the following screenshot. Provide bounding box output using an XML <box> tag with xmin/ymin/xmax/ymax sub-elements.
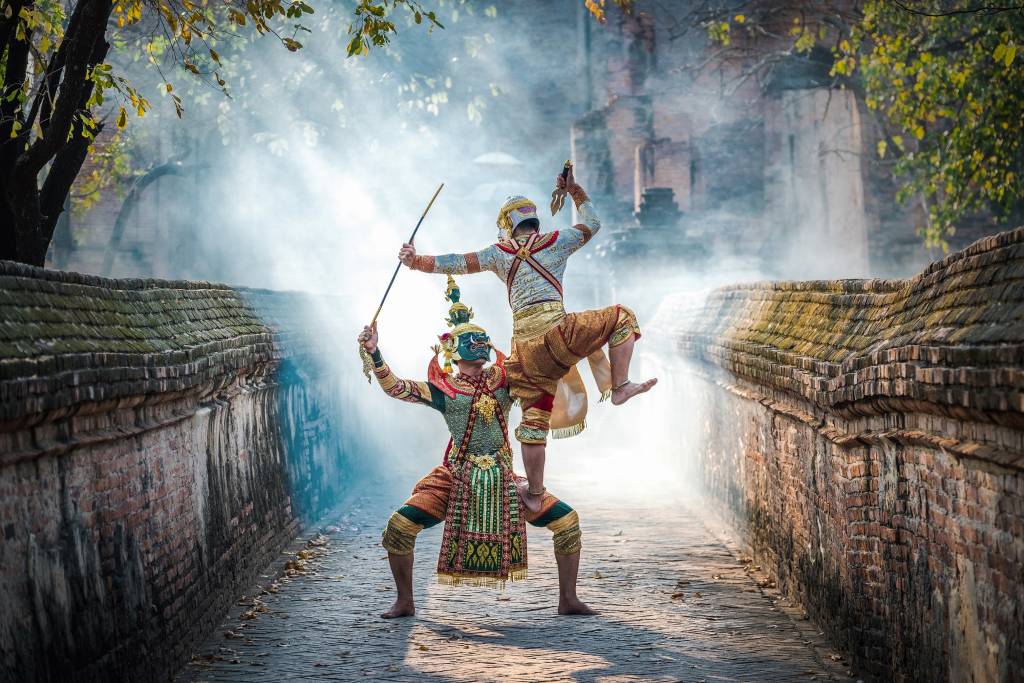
<box><xmin>892</xmin><ymin>1</ymin><xmax>1024</xmax><ymax>17</ymax></box>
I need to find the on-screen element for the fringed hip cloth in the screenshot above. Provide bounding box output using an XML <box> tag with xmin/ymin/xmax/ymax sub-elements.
<box><xmin>402</xmin><ymin>465</ymin><xmax>564</xmax><ymax>527</ymax></box>
<box><xmin>437</xmin><ymin>445</ymin><xmax>527</xmax><ymax>587</ymax></box>
<box><xmin>506</xmin><ymin>304</ymin><xmax>641</xmax><ymax>444</ymax></box>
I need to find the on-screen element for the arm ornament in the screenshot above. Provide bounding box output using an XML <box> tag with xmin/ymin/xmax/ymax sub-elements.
<box><xmin>410</xmin><ymin>255</ymin><xmax>436</xmax><ymax>272</ymax></box>
<box><xmin>568</xmin><ymin>185</ymin><xmax>590</xmax><ymax>208</ymax></box>
<box><xmin>371</xmin><ymin>352</ymin><xmax>433</xmax><ymax>406</ymax></box>
<box><xmin>573</xmin><ymin>224</ymin><xmax>593</xmax><ymax>244</ymax></box>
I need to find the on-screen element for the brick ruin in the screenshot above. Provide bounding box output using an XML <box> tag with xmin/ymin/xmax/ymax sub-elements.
<box><xmin>0</xmin><ymin>263</ymin><xmax>358</xmax><ymax>681</ymax></box>
<box><xmin>570</xmin><ymin>4</ymin><xmax>1008</xmax><ymax>287</ymax></box>
<box><xmin>659</xmin><ymin>228</ymin><xmax>1024</xmax><ymax>680</ymax></box>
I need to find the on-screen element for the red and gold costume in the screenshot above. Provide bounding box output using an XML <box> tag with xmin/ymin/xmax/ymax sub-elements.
<box><xmin>374</xmin><ymin>280</ymin><xmax>582</xmax><ymax>587</ymax></box>
<box><xmin>408</xmin><ymin>185</ymin><xmax>641</xmax><ymax>443</ymax></box>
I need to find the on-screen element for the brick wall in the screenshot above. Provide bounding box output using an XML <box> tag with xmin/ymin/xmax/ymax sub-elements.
<box><xmin>659</xmin><ymin>228</ymin><xmax>1024</xmax><ymax>681</ymax></box>
<box><xmin>0</xmin><ymin>263</ymin><xmax>356</xmax><ymax>682</ymax></box>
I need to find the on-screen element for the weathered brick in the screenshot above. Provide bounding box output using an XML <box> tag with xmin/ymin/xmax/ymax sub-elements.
<box><xmin>0</xmin><ymin>264</ymin><xmax>355</xmax><ymax>683</ymax></box>
<box><xmin>669</xmin><ymin>227</ymin><xmax>1024</xmax><ymax>682</ymax></box>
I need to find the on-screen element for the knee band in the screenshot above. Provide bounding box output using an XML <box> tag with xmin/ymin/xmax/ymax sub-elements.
<box><xmin>548</xmin><ymin>510</ymin><xmax>582</xmax><ymax>555</ymax></box>
<box><xmin>381</xmin><ymin>512</ymin><xmax>423</xmax><ymax>555</ymax></box>
<box><xmin>516</xmin><ymin>403</ymin><xmax>553</xmax><ymax>445</ymax></box>
<box><xmin>609</xmin><ymin>305</ymin><xmax>641</xmax><ymax>347</ymax></box>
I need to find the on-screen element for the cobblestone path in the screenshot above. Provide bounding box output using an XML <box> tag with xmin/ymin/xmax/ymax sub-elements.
<box><xmin>181</xmin><ymin>482</ymin><xmax>854</xmax><ymax>682</ymax></box>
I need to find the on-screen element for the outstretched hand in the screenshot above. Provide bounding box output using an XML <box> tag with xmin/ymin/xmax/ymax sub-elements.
<box><xmin>398</xmin><ymin>242</ymin><xmax>416</xmax><ymax>267</ymax></box>
<box><xmin>358</xmin><ymin>322</ymin><xmax>378</xmax><ymax>354</ymax></box>
<box><xmin>555</xmin><ymin>165</ymin><xmax>578</xmax><ymax>192</ymax></box>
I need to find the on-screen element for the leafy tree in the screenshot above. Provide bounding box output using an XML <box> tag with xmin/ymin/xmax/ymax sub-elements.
<box><xmin>1</xmin><ymin>0</ymin><xmax>622</xmax><ymax>267</ymax></box>
<box><xmin>838</xmin><ymin>1</ymin><xmax>1023</xmax><ymax>250</ymax></box>
<box><xmin>701</xmin><ymin>0</ymin><xmax>1024</xmax><ymax>250</ymax></box>
<box><xmin>0</xmin><ymin>0</ymin><xmax>442</xmax><ymax>266</ymax></box>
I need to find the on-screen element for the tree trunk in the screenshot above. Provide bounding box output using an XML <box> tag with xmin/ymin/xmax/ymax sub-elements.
<box><xmin>0</xmin><ymin>0</ymin><xmax>112</xmax><ymax>267</ymax></box>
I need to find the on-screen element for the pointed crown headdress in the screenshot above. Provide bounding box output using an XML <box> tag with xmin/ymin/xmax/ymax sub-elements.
<box><xmin>433</xmin><ymin>275</ymin><xmax>488</xmax><ymax>373</ymax></box>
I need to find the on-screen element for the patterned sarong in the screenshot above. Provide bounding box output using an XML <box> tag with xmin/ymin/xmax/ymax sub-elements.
<box><xmin>437</xmin><ymin>446</ymin><xmax>526</xmax><ymax>586</ymax></box>
<box><xmin>436</xmin><ymin>372</ymin><xmax>527</xmax><ymax>586</ymax></box>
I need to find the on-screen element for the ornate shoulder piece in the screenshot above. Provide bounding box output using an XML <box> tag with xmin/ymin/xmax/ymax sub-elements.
<box><xmin>491</xmin><ymin>348</ymin><xmax>508</xmax><ymax>387</ymax></box>
<box><xmin>495</xmin><ymin>238</ymin><xmax>519</xmax><ymax>255</ymax></box>
<box><xmin>531</xmin><ymin>232</ymin><xmax>558</xmax><ymax>252</ymax></box>
<box><xmin>428</xmin><ymin>355</ymin><xmax>458</xmax><ymax>398</ymax></box>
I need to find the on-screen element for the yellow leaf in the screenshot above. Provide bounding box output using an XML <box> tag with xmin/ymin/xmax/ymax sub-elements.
<box><xmin>116</xmin><ymin>107</ymin><xmax>127</xmax><ymax>129</ymax></box>
<box><xmin>734</xmin><ymin>14</ymin><xmax>745</xmax><ymax>23</ymax></box>
<box><xmin>877</xmin><ymin>140</ymin><xmax>887</xmax><ymax>159</ymax></box>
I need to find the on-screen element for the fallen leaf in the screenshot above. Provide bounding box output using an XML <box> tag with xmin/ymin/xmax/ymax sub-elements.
<box><xmin>308</xmin><ymin>534</ymin><xmax>330</xmax><ymax>547</ymax></box>
<box><xmin>671</xmin><ymin>592</ymin><xmax>684</xmax><ymax>599</ymax></box>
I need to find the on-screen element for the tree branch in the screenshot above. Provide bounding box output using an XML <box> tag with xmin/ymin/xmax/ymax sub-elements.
<box><xmin>0</xmin><ymin>3</ymin><xmax>32</xmax><ymax>144</ymax></box>
<box><xmin>18</xmin><ymin>0</ymin><xmax>112</xmax><ymax>176</ymax></box>
<box><xmin>892</xmin><ymin>1</ymin><xmax>1024</xmax><ymax>16</ymax></box>
<box><xmin>101</xmin><ymin>155</ymin><xmax>207</xmax><ymax>275</ymax></box>
<box><xmin>38</xmin><ymin>26</ymin><xmax>113</xmax><ymax>257</ymax></box>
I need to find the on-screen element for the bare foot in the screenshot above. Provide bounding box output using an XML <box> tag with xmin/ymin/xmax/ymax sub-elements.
<box><xmin>558</xmin><ymin>596</ymin><xmax>596</xmax><ymax>615</ymax></box>
<box><xmin>381</xmin><ymin>599</ymin><xmax>415</xmax><ymax>619</ymax></box>
<box><xmin>516</xmin><ymin>480</ymin><xmax>543</xmax><ymax>515</ymax></box>
<box><xmin>611</xmin><ymin>378</ymin><xmax>658</xmax><ymax>406</ymax></box>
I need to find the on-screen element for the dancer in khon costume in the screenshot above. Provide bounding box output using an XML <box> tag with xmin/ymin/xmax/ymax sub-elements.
<box><xmin>358</xmin><ymin>277</ymin><xmax>594</xmax><ymax>618</ymax></box>
<box><xmin>398</xmin><ymin>164</ymin><xmax>657</xmax><ymax>513</ymax></box>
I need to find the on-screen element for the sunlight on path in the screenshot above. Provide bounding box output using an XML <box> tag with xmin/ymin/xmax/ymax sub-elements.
<box><xmin>181</xmin><ymin>460</ymin><xmax>853</xmax><ymax>683</ymax></box>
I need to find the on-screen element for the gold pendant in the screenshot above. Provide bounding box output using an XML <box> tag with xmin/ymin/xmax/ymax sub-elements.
<box><xmin>475</xmin><ymin>394</ymin><xmax>498</xmax><ymax>424</ymax></box>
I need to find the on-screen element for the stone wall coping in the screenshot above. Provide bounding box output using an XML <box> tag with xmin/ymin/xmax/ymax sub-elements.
<box><xmin>0</xmin><ymin>261</ymin><xmax>347</xmax><ymax>427</ymax></box>
<box><xmin>671</xmin><ymin>226</ymin><xmax>1024</xmax><ymax>458</ymax></box>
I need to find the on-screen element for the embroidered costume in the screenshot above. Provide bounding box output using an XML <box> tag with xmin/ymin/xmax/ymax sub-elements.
<box><xmin>375</xmin><ymin>278</ymin><xmax>582</xmax><ymax>587</ymax></box>
<box><xmin>408</xmin><ymin>185</ymin><xmax>641</xmax><ymax>444</ymax></box>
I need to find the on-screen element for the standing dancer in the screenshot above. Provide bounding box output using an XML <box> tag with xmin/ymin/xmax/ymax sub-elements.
<box><xmin>359</xmin><ymin>277</ymin><xmax>593</xmax><ymax>618</ymax></box>
<box><xmin>398</xmin><ymin>164</ymin><xmax>656</xmax><ymax>512</ymax></box>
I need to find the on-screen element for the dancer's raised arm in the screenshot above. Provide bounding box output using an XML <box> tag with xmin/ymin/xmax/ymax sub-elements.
<box><xmin>358</xmin><ymin>324</ymin><xmax>444</xmax><ymax>411</ymax></box>
<box><xmin>400</xmin><ymin>243</ymin><xmax>500</xmax><ymax>276</ymax></box>
<box><xmin>556</xmin><ymin>167</ymin><xmax>602</xmax><ymax>254</ymax></box>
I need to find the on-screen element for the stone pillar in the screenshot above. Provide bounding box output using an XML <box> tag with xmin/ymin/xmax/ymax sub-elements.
<box><xmin>571</xmin><ymin>95</ymin><xmax>653</xmax><ymax>224</ymax></box>
<box><xmin>636</xmin><ymin>139</ymin><xmax>692</xmax><ymax>213</ymax></box>
<box><xmin>763</xmin><ymin>88</ymin><xmax>871</xmax><ymax>278</ymax></box>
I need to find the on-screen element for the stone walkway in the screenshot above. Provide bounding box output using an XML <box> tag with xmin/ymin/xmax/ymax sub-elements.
<box><xmin>180</xmin><ymin>478</ymin><xmax>854</xmax><ymax>683</ymax></box>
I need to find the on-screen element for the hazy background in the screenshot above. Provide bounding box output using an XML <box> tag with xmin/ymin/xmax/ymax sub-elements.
<box><xmin>48</xmin><ymin>2</ymin><xmax>914</xmax><ymax>505</ymax></box>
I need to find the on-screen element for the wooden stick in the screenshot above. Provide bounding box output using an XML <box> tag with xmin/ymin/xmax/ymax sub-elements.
<box><xmin>370</xmin><ymin>182</ymin><xmax>444</xmax><ymax>325</ymax></box>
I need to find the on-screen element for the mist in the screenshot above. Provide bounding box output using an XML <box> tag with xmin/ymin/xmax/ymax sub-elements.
<box><xmin>61</xmin><ymin>2</ymin><xmax>887</xmax><ymax>506</ymax></box>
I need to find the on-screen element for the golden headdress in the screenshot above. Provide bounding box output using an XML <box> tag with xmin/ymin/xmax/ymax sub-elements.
<box><xmin>433</xmin><ymin>275</ymin><xmax>488</xmax><ymax>373</ymax></box>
